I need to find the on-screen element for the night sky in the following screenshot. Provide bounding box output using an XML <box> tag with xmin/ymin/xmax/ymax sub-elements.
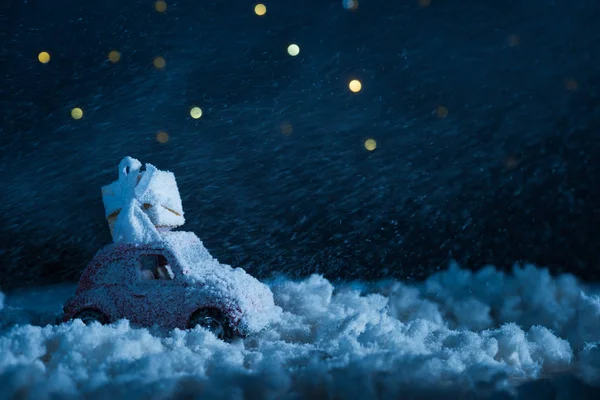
<box><xmin>1</xmin><ymin>0</ymin><xmax>599</xmax><ymax>289</ymax></box>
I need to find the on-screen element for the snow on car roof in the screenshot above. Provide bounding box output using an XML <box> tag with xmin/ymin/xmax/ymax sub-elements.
<box><xmin>94</xmin><ymin>231</ymin><xmax>217</xmax><ymax>271</ymax></box>
<box><xmin>159</xmin><ymin>231</ymin><xmax>218</xmax><ymax>268</ymax></box>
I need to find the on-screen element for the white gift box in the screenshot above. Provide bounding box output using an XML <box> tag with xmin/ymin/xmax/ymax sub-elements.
<box><xmin>101</xmin><ymin>157</ymin><xmax>185</xmax><ymax>242</ymax></box>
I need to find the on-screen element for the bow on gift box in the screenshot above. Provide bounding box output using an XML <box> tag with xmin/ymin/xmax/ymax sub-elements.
<box><xmin>101</xmin><ymin>157</ymin><xmax>185</xmax><ymax>244</ymax></box>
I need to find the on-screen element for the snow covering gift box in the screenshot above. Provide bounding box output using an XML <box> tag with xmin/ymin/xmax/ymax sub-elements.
<box><xmin>101</xmin><ymin>157</ymin><xmax>185</xmax><ymax>242</ymax></box>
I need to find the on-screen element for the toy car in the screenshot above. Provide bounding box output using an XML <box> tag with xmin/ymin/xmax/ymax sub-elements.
<box><xmin>62</xmin><ymin>231</ymin><xmax>278</xmax><ymax>340</ymax></box>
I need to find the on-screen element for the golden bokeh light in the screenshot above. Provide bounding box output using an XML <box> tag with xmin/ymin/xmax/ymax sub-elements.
<box><xmin>287</xmin><ymin>44</ymin><xmax>300</xmax><ymax>56</ymax></box>
<box><xmin>418</xmin><ymin>0</ymin><xmax>431</xmax><ymax>7</ymax></box>
<box><xmin>436</xmin><ymin>106</ymin><xmax>448</xmax><ymax>118</ymax></box>
<box><xmin>108</xmin><ymin>50</ymin><xmax>121</xmax><ymax>63</ymax></box>
<box><xmin>349</xmin><ymin>79</ymin><xmax>362</xmax><ymax>92</ymax></box>
<box><xmin>565</xmin><ymin>78</ymin><xmax>578</xmax><ymax>92</ymax></box>
<box><xmin>342</xmin><ymin>0</ymin><xmax>359</xmax><ymax>11</ymax></box>
<box><xmin>364</xmin><ymin>138</ymin><xmax>377</xmax><ymax>151</ymax></box>
<box><xmin>507</xmin><ymin>35</ymin><xmax>520</xmax><ymax>47</ymax></box>
<box><xmin>70</xmin><ymin>108</ymin><xmax>83</xmax><ymax>120</ymax></box>
<box><xmin>280</xmin><ymin>122</ymin><xmax>293</xmax><ymax>135</ymax></box>
<box><xmin>156</xmin><ymin>131</ymin><xmax>169</xmax><ymax>143</ymax></box>
<box><xmin>190</xmin><ymin>107</ymin><xmax>203</xmax><ymax>119</ymax></box>
<box><xmin>155</xmin><ymin>1</ymin><xmax>167</xmax><ymax>13</ymax></box>
<box><xmin>38</xmin><ymin>51</ymin><xmax>50</xmax><ymax>64</ymax></box>
<box><xmin>254</xmin><ymin>4</ymin><xmax>267</xmax><ymax>16</ymax></box>
<box><xmin>153</xmin><ymin>56</ymin><xmax>166</xmax><ymax>69</ymax></box>
<box><xmin>504</xmin><ymin>155</ymin><xmax>520</xmax><ymax>170</ymax></box>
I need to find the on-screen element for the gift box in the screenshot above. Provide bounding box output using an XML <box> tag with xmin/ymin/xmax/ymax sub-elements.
<box><xmin>101</xmin><ymin>157</ymin><xmax>185</xmax><ymax>242</ymax></box>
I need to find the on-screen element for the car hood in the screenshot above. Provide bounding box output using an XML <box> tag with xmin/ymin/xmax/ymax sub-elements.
<box><xmin>164</xmin><ymin>232</ymin><xmax>281</xmax><ymax>333</ymax></box>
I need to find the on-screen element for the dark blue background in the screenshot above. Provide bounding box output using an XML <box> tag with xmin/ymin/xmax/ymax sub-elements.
<box><xmin>1</xmin><ymin>0</ymin><xmax>599</xmax><ymax>289</ymax></box>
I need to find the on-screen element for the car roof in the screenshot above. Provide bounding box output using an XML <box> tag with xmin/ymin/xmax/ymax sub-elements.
<box><xmin>92</xmin><ymin>231</ymin><xmax>219</xmax><ymax>274</ymax></box>
<box><xmin>98</xmin><ymin>231</ymin><xmax>200</xmax><ymax>253</ymax></box>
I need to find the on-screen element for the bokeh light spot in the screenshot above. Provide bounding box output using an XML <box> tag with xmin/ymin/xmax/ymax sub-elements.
<box><xmin>342</xmin><ymin>0</ymin><xmax>359</xmax><ymax>11</ymax></box>
<box><xmin>364</xmin><ymin>138</ymin><xmax>377</xmax><ymax>151</ymax></box>
<box><xmin>418</xmin><ymin>0</ymin><xmax>431</xmax><ymax>7</ymax></box>
<box><xmin>565</xmin><ymin>78</ymin><xmax>578</xmax><ymax>92</ymax></box>
<box><xmin>287</xmin><ymin>44</ymin><xmax>300</xmax><ymax>56</ymax></box>
<box><xmin>504</xmin><ymin>155</ymin><xmax>520</xmax><ymax>170</ymax></box>
<box><xmin>156</xmin><ymin>131</ymin><xmax>169</xmax><ymax>143</ymax></box>
<box><xmin>281</xmin><ymin>122</ymin><xmax>293</xmax><ymax>135</ymax></box>
<box><xmin>155</xmin><ymin>1</ymin><xmax>167</xmax><ymax>13</ymax></box>
<box><xmin>71</xmin><ymin>108</ymin><xmax>83</xmax><ymax>120</ymax></box>
<box><xmin>349</xmin><ymin>79</ymin><xmax>362</xmax><ymax>93</ymax></box>
<box><xmin>254</xmin><ymin>4</ymin><xmax>267</xmax><ymax>16</ymax></box>
<box><xmin>153</xmin><ymin>56</ymin><xmax>166</xmax><ymax>69</ymax></box>
<box><xmin>190</xmin><ymin>107</ymin><xmax>203</xmax><ymax>119</ymax></box>
<box><xmin>507</xmin><ymin>35</ymin><xmax>520</xmax><ymax>47</ymax></box>
<box><xmin>436</xmin><ymin>106</ymin><xmax>448</xmax><ymax>118</ymax></box>
<box><xmin>38</xmin><ymin>51</ymin><xmax>50</xmax><ymax>64</ymax></box>
<box><xmin>108</xmin><ymin>51</ymin><xmax>121</xmax><ymax>63</ymax></box>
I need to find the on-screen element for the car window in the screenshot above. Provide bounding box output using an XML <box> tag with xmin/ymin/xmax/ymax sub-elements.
<box><xmin>138</xmin><ymin>254</ymin><xmax>175</xmax><ymax>281</ymax></box>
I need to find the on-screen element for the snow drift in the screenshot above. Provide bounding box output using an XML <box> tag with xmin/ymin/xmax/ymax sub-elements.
<box><xmin>1</xmin><ymin>263</ymin><xmax>600</xmax><ymax>399</ymax></box>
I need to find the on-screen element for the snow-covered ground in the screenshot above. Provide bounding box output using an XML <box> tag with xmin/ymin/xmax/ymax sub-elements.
<box><xmin>1</xmin><ymin>263</ymin><xmax>600</xmax><ymax>399</ymax></box>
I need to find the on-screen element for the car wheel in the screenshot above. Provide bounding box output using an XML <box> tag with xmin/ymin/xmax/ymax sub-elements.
<box><xmin>188</xmin><ymin>308</ymin><xmax>233</xmax><ymax>341</ymax></box>
<box><xmin>73</xmin><ymin>309</ymin><xmax>109</xmax><ymax>325</ymax></box>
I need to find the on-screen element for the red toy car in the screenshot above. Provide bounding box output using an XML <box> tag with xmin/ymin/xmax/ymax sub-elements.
<box><xmin>62</xmin><ymin>231</ymin><xmax>278</xmax><ymax>340</ymax></box>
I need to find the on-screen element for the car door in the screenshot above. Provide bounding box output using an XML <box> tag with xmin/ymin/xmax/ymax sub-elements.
<box><xmin>121</xmin><ymin>250</ymin><xmax>186</xmax><ymax>327</ymax></box>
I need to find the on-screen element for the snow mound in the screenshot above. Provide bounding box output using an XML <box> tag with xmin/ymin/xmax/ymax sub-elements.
<box><xmin>1</xmin><ymin>264</ymin><xmax>600</xmax><ymax>399</ymax></box>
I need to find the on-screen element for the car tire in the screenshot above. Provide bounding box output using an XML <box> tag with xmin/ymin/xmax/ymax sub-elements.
<box><xmin>73</xmin><ymin>309</ymin><xmax>109</xmax><ymax>325</ymax></box>
<box><xmin>188</xmin><ymin>308</ymin><xmax>234</xmax><ymax>341</ymax></box>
